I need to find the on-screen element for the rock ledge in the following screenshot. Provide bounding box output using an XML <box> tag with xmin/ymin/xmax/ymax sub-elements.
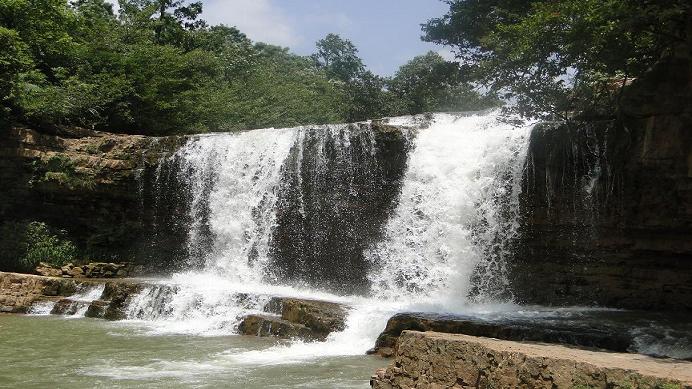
<box><xmin>371</xmin><ymin>331</ymin><xmax>692</xmax><ymax>389</ymax></box>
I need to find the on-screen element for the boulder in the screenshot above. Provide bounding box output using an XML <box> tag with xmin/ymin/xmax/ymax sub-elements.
<box><xmin>371</xmin><ymin>331</ymin><xmax>692</xmax><ymax>389</ymax></box>
<box><xmin>237</xmin><ymin>297</ymin><xmax>349</xmax><ymax>341</ymax></box>
<box><xmin>84</xmin><ymin>300</ymin><xmax>109</xmax><ymax>318</ymax></box>
<box><xmin>35</xmin><ymin>263</ymin><xmax>63</xmax><ymax>278</ymax></box>
<box><xmin>99</xmin><ymin>281</ymin><xmax>143</xmax><ymax>320</ymax></box>
<box><xmin>34</xmin><ymin>262</ymin><xmax>132</xmax><ymax>279</ymax></box>
<box><xmin>265</xmin><ymin>297</ymin><xmax>347</xmax><ymax>339</ymax></box>
<box><xmin>238</xmin><ymin>314</ymin><xmax>315</xmax><ymax>340</ymax></box>
<box><xmin>50</xmin><ymin>298</ymin><xmax>87</xmax><ymax>315</ymax></box>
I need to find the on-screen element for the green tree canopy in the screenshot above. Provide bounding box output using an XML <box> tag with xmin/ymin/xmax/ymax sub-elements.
<box><xmin>423</xmin><ymin>0</ymin><xmax>692</xmax><ymax>119</ymax></box>
<box><xmin>390</xmin><ymin>51</ymin><xmax>496</xmax><ymax>114</ymax></box>
<box><xmin>312</xmin><ymin>33</ymin><xmax>365</xmax><ymax>83</ymax></box>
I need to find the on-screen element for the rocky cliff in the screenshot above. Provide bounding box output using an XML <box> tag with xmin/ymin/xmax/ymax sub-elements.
<box><xmin>0</xmin><ymin>127</ymin><xmax>184</xmax><ymax>271</ymax></box>
<box><xmin>511</xmin><ymin>53</ymin><xmax>692</xmax><ymax>310</ymax></box>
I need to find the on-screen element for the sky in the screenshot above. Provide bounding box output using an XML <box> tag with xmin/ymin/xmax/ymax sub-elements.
<box><xmin>140</xmin><ymin>0</ymin><xmax>454</xmax><ymax>76</ymax></box>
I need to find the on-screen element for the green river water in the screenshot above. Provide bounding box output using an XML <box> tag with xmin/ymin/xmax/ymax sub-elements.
<box><xmin>0</xmin><ymin>315</ymin><xmax>386</xmax><ymax>388</ymax></box>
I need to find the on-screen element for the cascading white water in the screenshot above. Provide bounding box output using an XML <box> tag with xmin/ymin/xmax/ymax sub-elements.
<box><xmin>367</xmin><ymin>113</ymin><xmax>531</xmax><ymax>306</ymax></box>
<box><xmin>124</xmin><ymin>111</ymin><xmax>533</xmax><ymax>357</ymax></box>
<box><xmin>179</xmin><ymin>127</ymin><xmax>297</xmax><ymax>280</ymax></box>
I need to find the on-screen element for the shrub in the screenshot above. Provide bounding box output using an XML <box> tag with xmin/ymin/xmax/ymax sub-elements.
<box><xmin>20</xmin><ymin>222</ymin><xmax>77</xmax><ymax>269</ymax></box>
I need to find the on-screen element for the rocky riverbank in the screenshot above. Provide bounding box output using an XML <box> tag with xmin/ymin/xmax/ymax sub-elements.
<box><xmin>371</xmin><ymin>331</ymin><xmax>692</xmax><ymax>389</ymax></box>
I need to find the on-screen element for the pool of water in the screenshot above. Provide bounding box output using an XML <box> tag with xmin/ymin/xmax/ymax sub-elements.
<box><xmin>0</xmin><ymin>315</ymin><xmax>386</xmax><ymax>388</ymax></box>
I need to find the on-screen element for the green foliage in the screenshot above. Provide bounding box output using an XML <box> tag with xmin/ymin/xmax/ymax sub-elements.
<box><xmin>313</xmin><ymin>33</ymin><xmax>365</xmax><ymax>83</ymax></box>
<box><xmin>0</xmin><ymin>221</ymin><xmax>77</xmax><ymax>271</ymax></box>
<box><xmin>655</xmin><ymin>384</ymin><xmax>681</xmax><ymax>389</ymax></box>
<box><xmin>0</xmin><ymin>1</ymin><xmax>498</xmax><ymax>134</ymax></box>
<box><xmin>423</xmin><ymin>0</ymin><xmax>692</xmax><ymax>119</ymax></box>
<box><xmin>390</xmin><ymin>51</ymin><xmax>498</xmax><ymax>114</ymax></box>
<box><xmin>31</xmin><ymin>155</ymin><xmax>96</xmax><ymax>190</ymax></box>
<box><xmin>21</xmin><ymin>222</ymin><xmax>77</xmax><ymax>269</ymax></box>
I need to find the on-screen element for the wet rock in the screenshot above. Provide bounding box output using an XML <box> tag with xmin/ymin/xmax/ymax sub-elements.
<box><xmin>100</xmin><ymin>281</ymin><xmax>144</xmax><ymax>320</ymax></box>
<box><xmin>265</xmin><ymin>297</ymin><xmax>347</xmax><ymax>339</ymax></box>
<box><xmin>513</xmin><ymin>53</ymin><xmax>692</xmax><ymax>311</ymax></box>
<box><xmin>370</xmin><ymin>331</ymin><xmax>692</xmax><ymax>389</ymax></box>
<box><xmin>84</xmin><ymin>300</ymin><xmax>109</xmax><ymax>319</ymax></box>
<box><xmin>0</xmin><ymin>272</ymin><xmax>84</xmax><ymax>313</ymax></box>
<box><xmin>238</xmin><ymin>314</ymin><xmax>315</xmax><ymax>340</ymax></box>
<box><xmin>238</xmin><ymin>297</ymin><xmax>349</xmax><ymax>341</ymax></box>
<box><xmin>372</xmin><ymin>312</ymin><xmax>632</xmax><ymax>358</ymax></box>
<box><xmin>50</xmin><ymin>298</ymin><xmax>87</xmax><ymax>315</ymax></box>
<box><xmin>0</xmin><ymin>127</ymin><xmax>186</xmax><ymax>272</ymax></box>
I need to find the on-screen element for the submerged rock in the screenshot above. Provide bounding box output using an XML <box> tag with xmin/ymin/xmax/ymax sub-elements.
<box><xmin>371</xmin><ymin>331</ymin><xmax>692</xmax><ymax>389</ymax></box>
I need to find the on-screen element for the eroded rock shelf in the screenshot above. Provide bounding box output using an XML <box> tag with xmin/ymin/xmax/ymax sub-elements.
<box><xmin>371</xmin><ymin>331</ymin><xmax>692</xmax><ymax>389</ymax></box>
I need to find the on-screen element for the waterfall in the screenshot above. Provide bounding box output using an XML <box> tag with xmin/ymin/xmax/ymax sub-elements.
<box><xmin>366</xmin><ymin>113</ymin><xmax>531</xmax><ymax>306</ymax></box>
<box><xmin>126</xmin><ymin>111</ymin><xmax>533</xmax><ymax>344</ymax></box>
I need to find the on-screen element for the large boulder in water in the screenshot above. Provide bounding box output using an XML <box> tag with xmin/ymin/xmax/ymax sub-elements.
<box><xmin>265</xmin><ymin>297</ymin><xmax>348</xmax><ymax>338</ymax></box>
<box><xmin>238</xmin><ymin>314</ymin><xmax>315</xmax><ymax>340</ymax></box>
<box><xmin>239</xmin><ymin>297</ymin><xmax>348</xmax><ymax>341</ymax></box>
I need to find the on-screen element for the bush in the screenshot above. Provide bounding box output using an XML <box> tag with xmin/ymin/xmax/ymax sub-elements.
<box><xmin>20</xmin><ymin>222</ymin><xmax>77</xmax><ymax>269</ymax></box>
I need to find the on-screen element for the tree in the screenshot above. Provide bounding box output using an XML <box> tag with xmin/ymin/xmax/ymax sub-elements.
<box><xmin>0</xmin><ymin>27</ymin><xmax>33</xmax><ymax>123</ymax></box>
<box><xmin>312</xmin><ymin>33</ymin><xmax>365</xmax><ymax>83</ymax></box>
<box><xmin>423</xmin><ymin>0</ymin><xmax>692</xmax><ymax>119</ymax></box>
<box><xmin>345</xmin><ymin>71</ymin><xmax>393</xmax><ymax>122</ymax></box>
<box><xmin>389</xmin><ymin>51</ymin><xmax>495</xmax><ymax>114</ymax></box>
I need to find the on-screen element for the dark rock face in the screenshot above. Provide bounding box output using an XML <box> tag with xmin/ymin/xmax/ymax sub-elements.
<box><xmin>371</xmin><ymin>312</ymin><xmax>632</xmax><ymax>358</ymax></box>
<box><xmin>512</xmin><ymin>53</ymin><xmax>692</xmax><ymax>310</ymax></box>
<box><xmin>0</xmin><ymin>127</ymin><xmax>186</xmax><ymax>271</ymax></box>
<box><xmin>269</xmin><ymin>123</ymin><xmax>411</xmax><ymax>294</ymax></box>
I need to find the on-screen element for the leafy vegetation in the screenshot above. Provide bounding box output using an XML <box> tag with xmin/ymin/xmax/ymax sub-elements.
<box><xmin>22</xmin><ymin>222</ymin><xmax>77</xmax><ymax>268</ymax></box>
<box><xmin>30</xmin><ymin>155</ymin><xmax>96</xmax><ymax>190</ymax></box>
<box><xmin>0</xmin><ymin>0</ymin><xmax>494</xmax><ymax>135</ymax></box>
<box><xmin>422</xmin><ymin>0</ymin><xmax>691</xmax><ymax>119</ymax></box>
<box><xmin>0</xmin><ymin>221</ymin><xmax>77</xmax><ymax>271</ymax></box>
